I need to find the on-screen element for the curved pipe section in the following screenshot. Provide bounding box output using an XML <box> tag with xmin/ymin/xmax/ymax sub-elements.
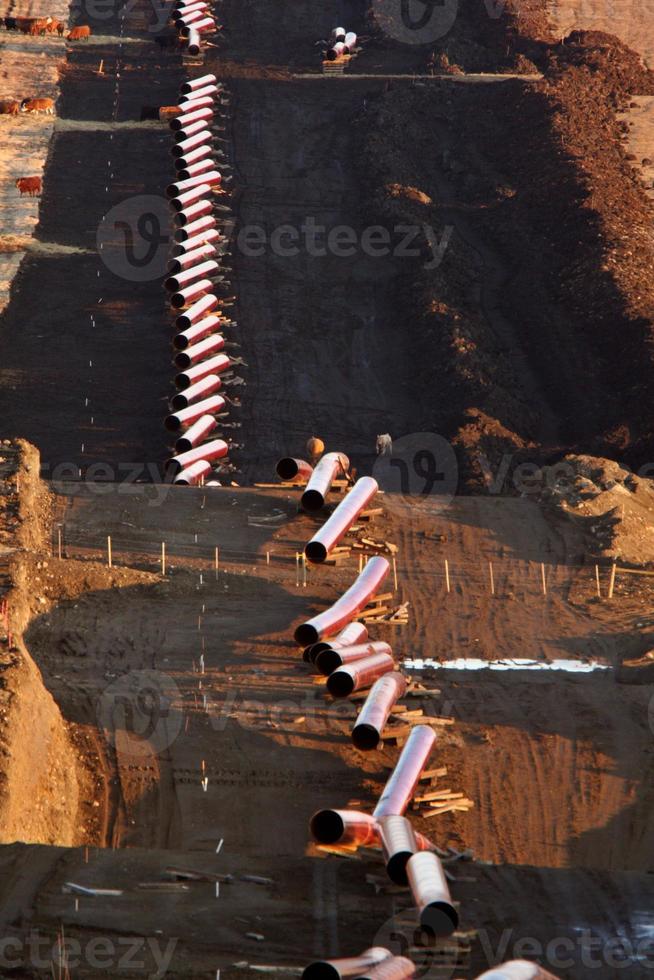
<box><xmin>294</xmin><ymin>555</ymin><xmax>389</xmax><ymax>646</ymax></box>
<box><xmin>301</xmin><ymin>949</ymin><xmax>392</xmax><ymax>980</ymax></box>
<box><xmin>379</xmin><ymin>815</ymin><xmax>418</xmax><ymax>885</ymax></box>
<box><xmin>326</xmin><ymin>651</ymin><xmax>395</xmax><ymax>699</ymax></box>
<box><xmin>301</xmin><ymin>451</ymin><xmax>349</xmax><ymax>511</ymax></box>
<box><xmin>305</xmin><ymin>476</ymin><xmax>378</xmax><ymax>563</ymax></box>
<box><xmin>373</xmin><ymin>725</ymin><xmax>436</xmax><ymax>818</ymax></box>
<box><xmin>406</xmin><ymin>851</ymin><xmax>458</xmax><ymax>938</ymax></box>
<box><xmin>315</xmin><ymin>640</ymin><xmax>392</xmax><ymax>676</ymax></box>
<box><xmin>352</xmin><ymin>671</ymin><xmax>407</xmax><ymax>750</ymax></box>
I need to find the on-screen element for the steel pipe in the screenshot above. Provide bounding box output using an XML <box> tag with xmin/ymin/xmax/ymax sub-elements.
<box><xmin>303</xmin><ymin>621</ymin><xmax>368</xmax><ymax>664</ymax></box>
<box><xmin>305</xmin><ymin>476</ymin><xmax>378</xmax><ymax>563</ymax></box>
<box><xmin>315</xmin><ymin>640</ymin><xmax>392</xmax><ymax>676</ymax></box>
<box><xmin>170</xmin><ymin>374</ymin><xmax>221</xmax><ymax>410</ymax></box>
<box><xmin>174</xmin><ymin>201</ymin><xmax>213</xmax><ymax>227</ymax></box>
<box><xmin>176</xmin><ymin>96</ymin><xmax>214</xmax><ymax>114</ymax></box>
<box><xmin>181</xmin><ymin>73</ymin><xmax>217</xmax><ymax>93</ymax></box>
<box><xmin>309</xmin><ymin>809</ymin><xmax>379</xmax><ymax>847</ymax></box>
<box><xmin>174</xmin><ymin>120</ymin><xmax>210</xmax><ymax>142</ymax></box>
<box><xmin>170</xmin><ymin>107</ymin><xmax>213</xmax><ymax>131</ymax></box>
<box><xmin>165</xmin><ymin>260</ymin><xmax>219</xmax><ymax>292</ymax></box>
<box><xmin>352</xmin><ymin>672</ymin><xmax>407</xmax><ymax>750</ymax></box>
<box><xmin>174</xmin><ymin>332</ymin><xmax>224</xmax><ymax>368</ymax></box>
<box><xmin>173</xmin><ymin>4</ymin><xmax>208</xmax><ymax>20</ymax></box>
<box><xmin>178</xmin><ymin>10</ymin><xmax>208</xmax><ymax>28</ymax></box>
<box><xmin>175</xmin><ymin>292</ymin><xmax>218</xmax><ymax>329</ymax></box>
<box><xmin>186</xmin><ymin>29</ymin><xmax>201</xmax><ymax>54</ymax></box>
<box><xmin>172</xmin><ymin>130</ymin><xmax>212</xmax><ymax>158</ymax></box>
<box><xmin>169</xmin><ymin>184</ymin><xmax>213</xmax><ymax>213</ymax></box>
<box><xmin>179</xmin><ymin>84</ymin><xmax>219</xmax><ymax>101</ymax></box>
<box><xmin>176</xmin><ymin>228</ymin><xmax>221</xmax><ymax>252</ymax></box>
<box><xmin>330</xmin><ymin>26</ymin><xmax>346</xmax><ymax>41</ymax></box>
<box><xmin>177</xmin><ymin>158</ymin><xmax>216</xmax><ymax>180</ymax></box>
<box><xmin>174</xmin><ymin>143</ymin><xmax>213</xmax><ymax>170</ymax></box>
<box><xmin>168</xmin><ymin>244</ymin><xmax>216</xmax><ymax>272</ymax></box>
<box><xmin>343</xmin><ymin>31</ymin><xmax>357</xmax><ymax>52</ymax></box>
<box><xmin>170</xmin><ymin>277</ymin><xmax>214</xmax><ymax>309</ymax></box>
<box><xmin>301</xmin><ymin>452</ymin><xmax>349</xmax><ymax>511</ymax></box>
<box><xmin>175</xmin><ymin>353</ymin><xmax>230</xmax><ymax>390</ymax></box>
<box><xmin>193</xmin><ymin>18</ymin><xmax>217</xmax><ymax>32</ymax></box>
<box><xmin>302</xmin><ymin>949</ymin><xmax>392</xmax><ymax>980</ymax></box>
<box><xmin>174</xmin><ymin>414</ymin><xmax>217</xmax><ymax>453</ymax></box>
<box><xmin>174</xmin><ymin>313</ymin><xmax>222</xmax><ymax>349</ymax></box>
<box><xmin>326</xmin><ymin>652</ymin><xmax>395</xmax><ymax>698</ymax></box>
<box><xmin>167</xmin><ymin>438</ymin><xmax>229</xmax><ymax>475</ymax></box>
<box><xmin>327</xmin><ymin>41</ymin><xmax>346</xmax><ymax>60</ymax></box>
<box><xmin>405</xmin><ymin>851</ymin><xmax>458</xmax><ymax>938</ymax></box>
<box><xmin>473</xmin><ymin>964</ymin><xmax>560</xmax><ymax>980</ymax></box>
<box><xmin>168</xmin><ymin>171</ymin><xmax>221</xmax><ymax>197</ymax></box>
<box><xmin>373</xmin><ymin>725</ymin><xmax>436</xmax><ymax>818</ymax></box>
<box><xmin>175</xmin><ymin>212</ymin><xmax>216</xmax><ymax>241</ymax></box>
<box><xmin>379</xmin><ymin>815</ymin><xmax>418</xmax><ymax>885</ymax></box>
<box><xmin>174</xmin><ymin>459</ymin><xmax>211</xmax><ymax>485</ymax></box>
<box><xmin>165</xmin><ymin>393</ymin><xmax>226</xmax><ymax>431</ymax></box>
<box><xmin>294</xmin><ymin>554</ymin><xmax>389</xmax><ymax>646</ymax></box>
<box><xmin>275</xmin><ymin>457</ymin><xmax>313</xmax><ymax>484</ymax></box>
<box><xmin>357</xmin><ymin>957</ymin><xmax>415</xmax><ymax>980</ymax></box>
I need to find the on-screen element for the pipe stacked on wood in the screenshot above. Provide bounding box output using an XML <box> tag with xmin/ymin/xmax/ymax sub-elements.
<box><xmin>162</xmin><ymin>72</ymin><xmax>236</xmax><ymax>485</ymax></box>
<box><xmin>172</xmin><ymin>0</ymin><xmax>220</xmax><ymax>55</ymax></box>
<box><xmin>325</xmin><ymin>26</ymin><xmax>358</xmax><ymax>60</ymax></box>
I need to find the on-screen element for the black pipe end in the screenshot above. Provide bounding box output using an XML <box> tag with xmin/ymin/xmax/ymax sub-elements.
<box><xmin>175</xmin><ymin>372</ymin><xmax>191</xmax><ymax>390</ymax></box>
<box><xmin>175</xmin><ymin>351</ymin><xmax>191</xmax><ymax>369</ymax></box>
<box><xmin>171</xmin><ymin>293</ymin><xmax>187</xmax><ymax>309</ymax></box>
<box><xmin>309</xmin><ymin>809</ymin><xmax>344</xmax><ymax>845</ymax></box>
<box><xmin>420</xmin><ymin>902</ymin><xmax>459</xmax><ymax>939</ymax></box>
<box><xmin>301</xmin><ymin>489</ymin><xmax>324</xmax><ymax>512</ymax></box>
<box><xmin>305</xmin><ymin>541</ymin><xmax>327</xmax><ymax>564</ymax></box>
<box><xmin>305</xmin><ymin>640</ymin><xmax>330</xmax><ymax>663</ymax></box>
<box><xmin>352</xmin><ymin>722</ymin><xmax>380</xmax><ymax>752</ymax></box>
<box><xmin>164</xmin><ymin>276</ymin><xmax>179</xmax><ymax>291</ymax></box>
<box><xmin>302</xmin><ymin>963</ymin><xmax>340</xmax><ymax>980</ymax></box>
<box><xmin>326</xmin><ymin>669</ymin><xmax>354</xmax><ymax>699</ymax></box>
<box><xmin>164</xmin><ymin>414</ymin><xmax>182</xmax><ymax>432</ymax></box>
<box><xmin>302</xmin><ymin>964</ymin><xmax>340</xmax><ymax>980</ymax></box>
<box><xmin>385</xmin><ymin>850</ymin><xmax>412</xmax><ymax>886</ymax></box>
<box><xmin>170</xmin><ymin>393</ymin><xmax>188</xmax><ymax>411</ymax></box>
<box><xmin>173</xmin><ymin>334</ymin><xmax>188</xmax><ymax>351</ymax></box>
<box><xmin>175</xmin><ymin>438</ymin><xmax>193</xmax><ymax>454</ymax></box>
<box><xmin>314</xmin><ymin>649</ymin><xmax>340</xmax><ymax>676</ymax></box>
<box><xmin>294</xmin><ymin>623</ymin><xmax>318</xmax><ymax>647</ymax></box>
<box><xmin>275</xmin><ymin>457</ymin><xmax>299</xmax><ymax>481</ymax></box>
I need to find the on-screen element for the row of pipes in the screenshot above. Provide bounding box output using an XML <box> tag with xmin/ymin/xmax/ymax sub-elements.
<box><xmin>170</xmin><ymin>0</ymin><xmax>219</xmax><ymax>56</ymax></box>
<box><xmin>325</xmin><ymin>25</ymin><xmax>357</xmax><ymax>61</ymax></box>
<box><xmin>161</xmin><ymin>68</ymin><xmax>239</xmax><ymax>485</ymax></box>
<box><xmin>275</xmin><ymin>454</ymin><xmax>560</xmax><ymax>980</ymax></box>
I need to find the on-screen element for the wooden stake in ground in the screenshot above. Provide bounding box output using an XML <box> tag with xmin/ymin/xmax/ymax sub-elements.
<box><xmin>161</xmin><ymin>542</ymin><xmax>166</xmax><ymax>576</ymax></box>
<box><xmin>444</xmin><ymin>559</ymin><xmax>450</xmax><ymax>594</ymax></box>
<box><xmin>608</xmin><ymin>561</ymin><xmax>617</xmax><ymax>600</ymax></box>
<box><xmin>595</xmin><ymin>564</ymin><xmax>601</xmax><ymax>599</ymax></box>
<box><xmin>57</xmin><ymin>527</ymin><xmax>62</xmax><ymax>560</ymax></box>
<box><xmin>488</xmin><ymin>561</ymin><xmax>495</xmax><ymax>596</ymax></box>
<box><xmin>302</xmin><ymin>553</ymin><xmax>307</xmax><ymax>588</ymax></box>
<box><xmin>107</xmin><ymin>535</ymin><xmax>112</xmax><ymax>568</ymax></box>
<box><xmin>295</xmin><ymin>553</ymin><xmax>300</xmax><ymax>588</ymax></box>
<box><xmin>392</xmin><ymin>555</ymin><xmax>398</xmax><ymax>592</ymax></box>
<box><xmin>540</xmin><ymin>562</ymin><xmax>547</xmax><ymax>596</ymax></box>
<box><xmin>214</xmin><ymin>546</ymin><xmax>219</xmax><ymax>579</ymax></box>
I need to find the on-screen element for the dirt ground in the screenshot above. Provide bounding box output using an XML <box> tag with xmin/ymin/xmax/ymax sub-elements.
<box><xmin>0</xmin><ymin>0</ymin><xmax>653</xmax><ymax>975</ymax></box>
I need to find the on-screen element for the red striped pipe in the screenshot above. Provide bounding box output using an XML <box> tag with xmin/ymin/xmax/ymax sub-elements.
<box><xmin>173</xmin><ymin>459</ymin><xmax>211</xmax><ymax>485</ymax></box>
<box><xmin>179</xmin><ymin>84</ymin><xmax>219</xmax><ymax>100</ymax></box>
<box><xmin>174</xmin><ymin>333</ymin><xmax>225</xmax><ymax>368</ymax></box>
<box><xmin>174</xmin><ymin>201</ymin><xmax>213</xmax><ymax>227</ymax></box>
<box><xmin>352</xmin><ymin>672</ymin><xmax>407</xmax><ymax>750</ymax></box>
<box><xmin>168</xmin><ymin>244</ymin><xmax>216</xmax><ymax>273</ymax></box>
<box><xmin>168</xmin><ymin>171</ymin><xmax>221</xmax><ymax>197</ymax></box>
<box><xmin>167</xmin><ymin>438</ymin><xmax>229</xmax><ymax>475</ymax></box>
<box><xmin>174</xmin><ymin>414</ymin><xmax>217</xmax><ymax>453</ymax></box>
<box><xmin>165</xmin><ymin>393</ymin><xmax>226</xmax><ymax>431</ymax></box>
<box><xmin>275</xmin><ymin>457</ymin><xmax>313</xmax><ymax>483</ymax></box>
<box><xmin>176</xmin><ymin>96</ymin><xmax>214</xmax><ymax>114</ymax></box>
<box><xmin>294</xmin><ymin>554</ymin><xmax>389</xmax><ymax>646</ymax></box>
<box><xmin>170</xmin><ymin>374</ymin><xmax>222</xmax><ymax>410</ymax></box>
<box><xmin>172</xmin><ymin>130</ymin><xmax>212</xmax><ymax>157</ymax></box>
<box><xmin>315</xmin><ymin>640</ymin><xmax>392</xmax><ymax>676</ymax></box>
<box><xmin>171</xmin><ymin>107</ymin><xmax>213</xmax><ymax>131</ymax></box>
<box><xmin>303</xmin><ymin>621</ymin><xmax>368</xmax><ymax>664</ymax></box>
<box><xmin>305</xmin><ymin>476</ymin><xmax>378</xmax><ymax>562</ymax></box>
<box><xmin>165</xmin><ymin>260</ymin><xmax>219</xmax><ymax>292</ymax></box>
<box><xmin>174</xmin><ymin>143</ymin><xmax>213</xmax><ymax>170</ymax></box>
<box><xmin>175</xmin><ymin>212</ymin><xmax>216</xmax><ymax>241</ymax></box>
<box><xmin>173</xmin><ymin>121</ymin><xmax>209</xmax><ymax>143</ymax></box>
<box><xmin>193</xmin><ymin>17</ymin><xmax>217</xmax><ymax>31</ymax></box>
<box><xmin>175</xmin><ymin>292</ymin><xmax>217</xmax><ymax>329</ymax></box>
<box><xmin>169</xmin><ymin>183</ymin><xmax>212</xmax><ymax>212</ymax></box>
<box><xmin>379</xmin><ymin>815</ymin><xmax>418</xmax><ymax>885</ymax></box>
<box><xmin>186</xmin><ymin>33</ymin><xmax>202</xmax><ymax>55</ymax></box>
<box><xmin>175</xmin><ymin>353</ymin><xmax>230</xmax><ymax>389</ymax></box>
<box><xmin>181</xmin><ymin>74</ymin><xmax>217</xmax><ymax>92</ymax></box>
<box><xmin>170</xmin><ymin>277</ymin><xmax>213</xmax><ymax>309</ymax></box>
<box><xmin>326</xmin><ymin>652</ymin><xmax>395</xmax><ymax>698</ymax></box>
<box><xmin>373</xmin><ymin>725</ymin><xmax>436</xmax><ymax>818</ymax></box>
<box><xmin>178</xmin><ymin>10</ymin><xmax>207</xmax><ymax>27</ymax></box>
<box><xmin>177</xmin><ymin>158</ymin><xmax>215</xmax><ymax>180</ymax></box>
<box><xmin>173</xmin><ymin>4</ymin><xmax>208</xmax><ymax>21</ymax></box>
<box><xmin>406</xmin><ymin>851</ymin><xmax>458</xmax><ymax>937</ymax></box>
<box><xmin>176</xmin><ymin>229</ymin><xmax>221</xmax><ymax>252</ymax></box>
<box><xmin>301</xmin><ymin>452</ymin><xmax>349</xmax><ymax>511</ymax></box>
<box><xmin>174</xmin><ymin>313</ymin><xmax>222</xmax><ymax>349</ymax></box>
